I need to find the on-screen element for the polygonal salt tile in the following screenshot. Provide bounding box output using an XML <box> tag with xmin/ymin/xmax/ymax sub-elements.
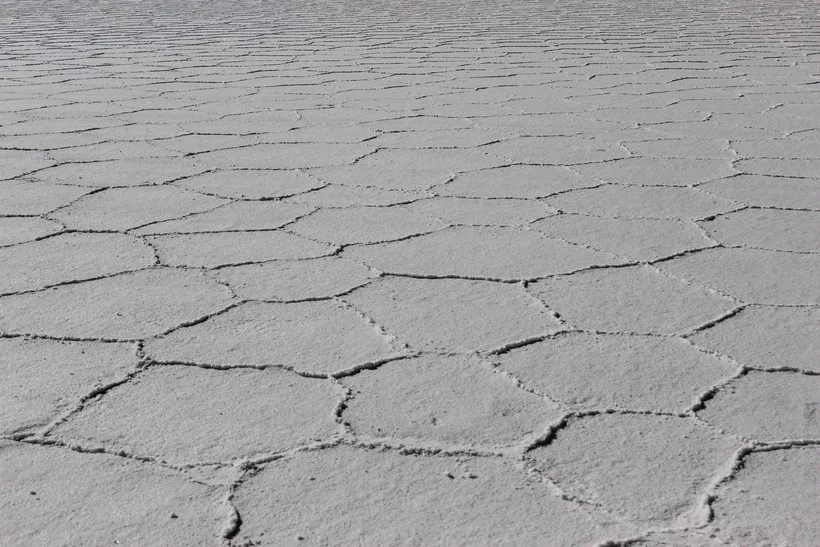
<box><xmin>529</xmin><ymin>265</ymin><xmax>736</xmax><ymax>334</ymax></box>
<box><xmin>53</xmin><ymin>366</ymin><xmax>341</xmax><ymax>464</ymax></box>
<box><xmin>673</xmin><ymin>96</ymin><xmax>777</xmax><ymax>115</ymax></box>
<box><xmin>174</xmin><ymin>169</ymin><xmax>324</xmax><ymax>200</ymax></box>
<box><xmin>658</xmin><ymin>247</ymin><xmax>820</xmax><ymax>305</ymax></box>
<box><xmin>623</xmin><ymin>139</ymin><xmax>734</xmax><ymax>160</ymax></box>
<box><xmin>215</xmin><ymin>257</ymin><xmax>373</xmax><ymax>301</ymax></box>
<box><xmin>356</xmin><ymin>148</ymin><xmax>506</xmax><ymax>172</ymax></box>
<box><xmin>148</xmin><ymin>231</ymin><xmax>334</xmax><ymax>268</ymax></box>
<box><xmin>145</xmin><ymin>301</ymin><xmax>401</xmax><ymax>376</ymax></box>
<box><xmin>697</xmin><ymin>372</ymin><xmax>819</xmax><ymax>441</ymax></box>
<box><xmin>288</xmin><ymin>206</ymin><xmax>445</xmax><ymax>245</ymax></box>
<box><xmin>441</xmin><ymin>86</ymin><xmax>565</xmax><ymax>105</ymax></box>
<box><xmin>0</xmin><ymin>180</ymin><xmax>92</xmax><ymax>215</ymax></box>
<box><xmin>0</xmin><ymin>99</ymin><xmax>68</xmax><ymax>117</ymax></box>
<box><xmin>231</xmin><ymin>446</ymin><xmax>637</xmax><ymax>545</ymax></box>
<box><xmin>116</xmin><ymin>108</ymin><xmax>215</xmax><ymax>125</ymax></box>
<box><xmin>32</xmin><ymin>157</ymin><xmax>205</xmax><ymax>187</ymax></box>
<box><xmin>194</xmin><ymin>143</ymin><xmax>372</xmax><ymax>169</ymax></box>
<box><xmin>0</xmin><ymin>339</ymin><xmax>136</xmax><ymax>435</ymax></box>
<box><xmin>0</xmin><ymin>441</ymin><xmax>221</xmax><ymax>544</ymax></box>
<box><xmin>711</xmin><ymin>448</ymin><xmax>819</xmax><ymax>545</ymax></box>
<box><xmin>771</xmin><ymin>103</ymin><xmax>820</xmax><ymax>119</ymax></box>
<box><xmin>532</xmin><ymin>214</ymin><xmax>712</xmax><ymax>261</ymax></box>
<box><xmin>437</xmin><ymin>165</ymin><xmax>597</xmax><ymax>199</ymax></box>
<box><xmin>132</xmin><ymin>201</ymin><xmax>312</xmax><ymax>235</ymax></box>
<box><xmin>416</xmin><ymin>103</ymin><xmax>509</xmax><ymax>118</ymax></box>
<box><xmin>496</xmin><ymin>333</ymin><xmax>736</xmax><ymax>412</ymax></box>
<box><xmin>0</xmin><ymin>217</ymin><xmax>62</xmax><ymax>246</ymax></box>
<box><xmin>0</xmin><ymin>268</ymin><xmax>233</xmax><ymax>339</ymax></box>
<box><xmin>528</xmin><ymin>414</ymin><xmax>738</xmax><ymax>524</ymax></box>
<box><xmin>406</xmin><ymin>197</ymin><xmax>548</xmax><ymax>226</ymax></box>
<box><xmin>181</xmin><ymin>111</ymin><xmax>299</xmax><ymax>134</ymax></box>
<box><xmin>483</xmin><ymin>136</ymin><xmax>628</xmax><ymax>165</ymax></box>
<box><xmin>700</xmin><ymin>209</ymin><xmax>820</xmax><ymax>252</ymax></box>
<box><xmin>365</xmin><ymin>116</ymin><xmax>474</xmax><ymax>132</ymax></box>
<box><xmin>344</xmin><ymin>277</ymin><xmax>560</xmax><ymax>352</ymax></box>
<box><xmin>0</xmin><ymin>150</ymin><xmax>53</xmax><ymax>179</ymax></box>
<box><xmin>498</xmin><ymin>97</ymin><xmax>585</xmax><ymax>115</ymax></box>
<box><xmin>0</xmin><ymin>132</ymin><xmax>105</xmax><ymax>151</ymax></box>
<box><xmin>475</xmin><ymin>112</ymin><xmax>622</xmax><ymax>136</ymax></box>
<box><xmin>49</xmin><ymin>185</ymin><xmax>226</xmax><ymax>231</ymax></box>
<box><xmin>544</xmin><ymin>185</ymin><xmax>737</xmax><ymax>220</ymax></box>
<box><xmin>700</xmin><ymin>174</ymin><xmax>820</xmax><ymax>209</ymax></box>
<box><xmin>290</xmin><ymin>106</ymin><xmax>394</xmax><ymax>124</ymax></box>
<box><xmin>342</xmin><ymin>354</ymin><xmax>560</xmax><ymax>448</ymax></box>
<box><xmin>731</xmin><ymin>139</ymin><xmax>820</xmax><ymax>160</ymax></box>
<box><xmin>369</xmin><ymin>128</ymin><xmax>504</xmax><ymax>149</ymax></box>
<box><xmin>158</xmin><ymin>134</ymin><xmax>259</xmax><ymax>155</ymax></box>
<box><xmin>285</xmin><ymin>184</ymin><xmax>425</xmax><ymax>207</ymax></box>
<box><xmin>596</xmin><ymin>127</ymin><xmax>668</xmax><ymax>143</ymax></box>
<box><xmin>343</xmin><ymin>226</ymin><xmax>621</xmax><ymax>280</ymax></box>
<box><xmin>690</xmin><ymin>306</ymin><xmax>819</xmax><ymax>372</ymax></box>
<box><xmin>308</xmin><ymin>164</ymin><xmax>451</xmax><ymax>191</ymax></box>
<box><xmin>585</xmin><ymin>108</ymin><xmax>706</xmax><ymax>125</ymax></box>
<box><xmin>571</xmin><ymin>93</ymin><xmax>677</xmax><ymax>110</ymax></box>
<box><xmin>47</xmin><ymin>141</ymin><xmax>178</xmax><ymax>163</ymax></box>
<box><xmin>34</xmin><ymin>100</ymin><xmax>139</xmax><ymax>118</ymax></box>
<box><xmin>647</xmin><ymin>121</ymin><xmax>780</xmax><ymax>140</ymax></box>
<box><xmin>265</xmin><ymin>125</ymin><xmax>380</xmax><ymax>143</ymax></box>
<box><xmin>735</xmin><ymin>158</ymin><xmax>820</xmax><ymax>179</ymax></box>
<box><xmin>0</xmin><ymin>233</ymin><xmax>154</xmax><ymax>294</ymax></box>
<box><xmin>574</xmin><ymin>157</ymin><xmax>735</xmax><ymax>186</ymax></box>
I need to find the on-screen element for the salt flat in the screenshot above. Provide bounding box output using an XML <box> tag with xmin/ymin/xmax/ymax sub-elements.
<box><xmin>1</xmin><ymin>0</ymin><xmax>818</xmax><ymax>545</ymax></box>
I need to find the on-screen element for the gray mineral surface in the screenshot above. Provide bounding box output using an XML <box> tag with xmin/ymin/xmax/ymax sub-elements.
<box><xmin>0</xmin><ymin>0</ymin><xmax>818</xmax><ymax>545</ymax></box>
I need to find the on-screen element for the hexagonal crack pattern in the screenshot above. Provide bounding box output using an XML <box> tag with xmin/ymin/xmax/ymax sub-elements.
<box><xmin>1</xmin><ymin>0</ymin><xmax>818</xmax><ymax>544</ymax></box>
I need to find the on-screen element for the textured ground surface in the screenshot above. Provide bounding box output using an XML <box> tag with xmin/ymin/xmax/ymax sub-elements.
<box><xmin>1</xmin><ymin>0</ymin><xmax>819</xmax><ymax>545</ymax></box>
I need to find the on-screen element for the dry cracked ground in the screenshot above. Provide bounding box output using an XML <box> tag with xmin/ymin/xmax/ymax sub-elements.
<box><xmin>1</xmin><ymin>0</ymin><xmax>819</xmax><ymax>545</ymax></box>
